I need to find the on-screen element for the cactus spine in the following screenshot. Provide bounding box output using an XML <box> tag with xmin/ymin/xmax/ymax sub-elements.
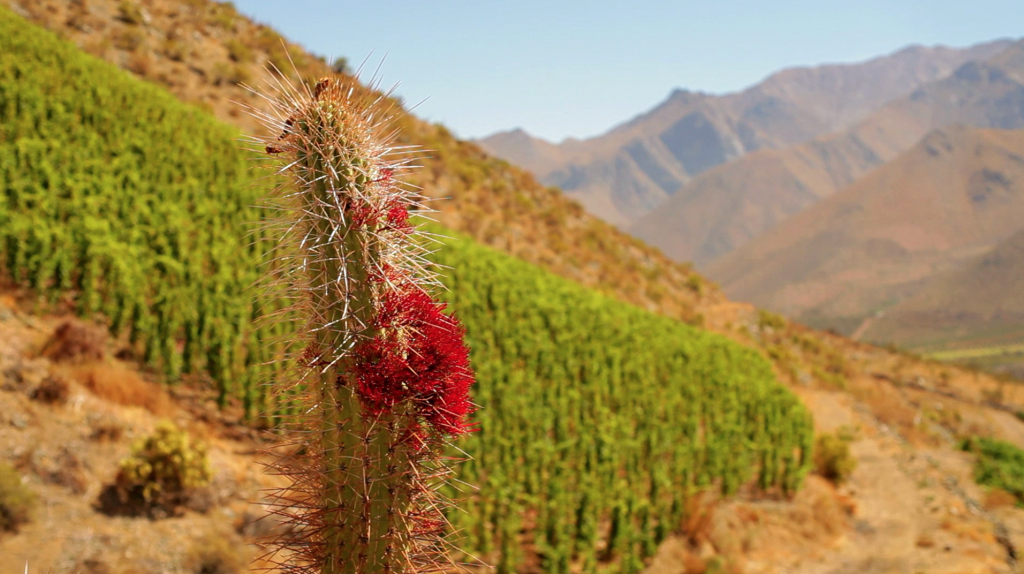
<box><xmin>248</xmin><ymin>76</ymin><xmax>475</xmax><ymax>574</ymax></box>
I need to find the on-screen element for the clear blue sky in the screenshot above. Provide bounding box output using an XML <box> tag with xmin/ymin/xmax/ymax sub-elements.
<box><xmin>232</xmin><ymin>0</ymin><xmax>1022</xmax><ymax>142</ymax></box>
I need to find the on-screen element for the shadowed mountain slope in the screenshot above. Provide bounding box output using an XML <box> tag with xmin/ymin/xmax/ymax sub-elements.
<box><xmin>864</xmin><ymin>226</ymin><xmax>1024</xmax><ymax>350</ymax></box>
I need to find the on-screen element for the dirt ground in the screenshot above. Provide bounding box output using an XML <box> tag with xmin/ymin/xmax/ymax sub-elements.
<box><xmin>3</xmin><ymin>292</ymin><xmax>1024</xmax><ymax>574</ymax></box>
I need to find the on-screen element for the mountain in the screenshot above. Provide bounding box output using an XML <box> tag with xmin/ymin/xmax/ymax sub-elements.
<box><xmin>634</xmin><ymin>39</ymin><xmax>1024</xmax><ymax>266</ymax></box>
<box><xmin>863</xmin><ymin>226</ymin><xmax>1024</xmax><ymax>351</ymax></box>
<box><xmin>705</xmin><ymin>125</ymin><xmax>1024</xmax><ymax>334</ymax></box>
<box><xmin>479</xmin><ymin>40</ymin><xmax>1014</xmax><ymax>225</ymax></box>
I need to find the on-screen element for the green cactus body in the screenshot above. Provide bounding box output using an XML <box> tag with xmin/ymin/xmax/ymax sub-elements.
<box><xmin>250</xmin><ymin>77</ymin><xmax>475</xmax><ymax>574</ymax></box>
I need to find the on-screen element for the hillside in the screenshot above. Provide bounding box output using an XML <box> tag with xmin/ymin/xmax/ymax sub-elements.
<box><xmin>633</xmin><ymin>39</ymin><xmax>1024</xmax><ymax>266</ymax></box>
<box><xmin>0</xmin><ymin>8</ymin><xmax>816</xmax><ymax>572</ymax></box>
<box><xmin>705</xmin><ymin>125</ymin><xmax>1024</xmax><ymax>335</ymax></box>
<box><xmin>1</xmin><ymin>0</ymin><xmax>712</xmax><ymax>327</ymax></box>
<box><xmin>479</xmin><ymin>40</ymin><xmax>1012</xmax><ymax>225</ymax></box>
<box><xmin>865</xmin><ymin>226</ymin><xmax>1024</xmax><ymax>354</ymax></box>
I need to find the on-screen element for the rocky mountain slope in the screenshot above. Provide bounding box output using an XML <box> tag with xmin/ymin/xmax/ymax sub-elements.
<box><xmin>864</xmin><ymin>225</ymin><xmax>1024</xmax><ymax>352</ymax></box>
<box><xmin>479</xmin><ymin>41</ymin><xmax>1012</xmax><ymax>226</ymax></box>
<box><xmin>633</xmin><ymin>39</ymin><xmax>1024</xmax><ymax>266</ymax></box>
<box><xmin>705</xmin><ymin>125</ymin><xmax>1024</xmax><ymax>335</ymax></box>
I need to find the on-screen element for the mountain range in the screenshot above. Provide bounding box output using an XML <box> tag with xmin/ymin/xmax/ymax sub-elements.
<box><xmin>479</xmin><ymin>40</ymin><xmax>1013</xmax><ymax>228</ymax></box>
<box><xmin>634</xmin><ymin>39</ymin><xmax>1024</xmax><ymax>265</ymax></box>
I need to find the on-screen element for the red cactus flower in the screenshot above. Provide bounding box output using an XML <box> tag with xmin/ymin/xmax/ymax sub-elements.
<box><xmin>352</xmin><ymin>289</ymin><xmax>475</xmax><ymax>436</ymax></box>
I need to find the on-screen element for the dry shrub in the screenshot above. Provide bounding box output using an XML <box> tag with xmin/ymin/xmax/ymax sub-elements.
<box><xmin>30</xmin><ymin>374</ymin><xmax>70</xmax><ymax>405</ymax></box>
<box><xmin>41</xmin><ymin>320</ymin><xmax>106</xmax><ymax>363</ymax></box>
<box><xmin>186</xmin><ymin>533</ymin><xmax>249</xmax><ymax>574</ymax></box>
<box><xmin>984</xmin><ymin>487</ymin><xmax>1018</xmax><ymax>510</ymax></box>
<box><xmin>67</xmin><ymin>362</ymin><xmax>171</xmax><ymax>415</ymax></box>
<box><xmin>99</xmin><ymin>422</ymin><xmax>212</xmax><ymax>518</ymax></box>
<box><xmin>90</xmin><ymin>419</ymin><xmax>125</xmax><ymax>443</ymax></box>
<box><xmin>810</xmin><ymin>490</ymin><xmax>850</xmax><ymax>536</ymax></box>
<box><xmin>127</xmin><ymin>51</ymin><xmax>153</xmax><ymax>76</ymax></box>
<box><xmin>682</xmin><ymin>552</ymin><xmax>707</xmax><ymax>574</ymax></box>
<box><xmin>814</xmin><ymin>433</ymin><xmax>857</xmax><ymax>485</ymax></box>
<box><xmin>0</xmin><ymin>462</ymin><xmax>36</xmax><ymax>533</ymax></box>
<box><xmin>916</xmin><ymin>531</ymin><xmax>936</xmax><ymax>548</ymax></box>
<box><xmin>682</xmin><ymin>493</ymin><xmax>717</xmax><ymax>546</ymax></box>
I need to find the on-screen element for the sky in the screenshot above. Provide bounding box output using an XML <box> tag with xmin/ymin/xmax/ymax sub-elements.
<box><xmin>231</xmin><ymin>1</ymin><xmax>1023</xmax><ymax>143</ymax></box>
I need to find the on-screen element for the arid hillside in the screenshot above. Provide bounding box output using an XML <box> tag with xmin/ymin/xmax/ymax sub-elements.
<box><xmin>7</xmin><ymin>287</ymin><xmax>1024</xmax><ymax>573</ymax></box>
<box><xmin>479</xmin><ymin>41</ymin><xmax>1011</xmax><ymax>225</ymax></box>
<box><xmin>632</xmin><ymin>39</ymin><xmax>1024</xmax><ymax>266</ymax></box>
<box><xmin>705</xmin><ymin>125</ymin><xmax>1024</xmax><ymax>334</ymax></box>
<box><xmin>1</xmin><ymin>0</ymin><xmax>712</xmax><ymax>326</ymax></box>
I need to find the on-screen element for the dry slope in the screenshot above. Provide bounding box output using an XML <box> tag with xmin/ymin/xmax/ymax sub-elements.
<box><xmin>865</xmin><ymin>225</ymin><xmax>1024</xmax><ymax>351</ymax></box>
<box><xmin>1</xmin><ymin>0</ymin><xmax>713</xmax><ymax>325</ymax></box>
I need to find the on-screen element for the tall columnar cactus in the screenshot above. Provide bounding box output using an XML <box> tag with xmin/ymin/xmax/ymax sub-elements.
<box><xmin>247</xmin><ymin>75</ymin><xmax>476</xmax><ymax>574</ymax></box>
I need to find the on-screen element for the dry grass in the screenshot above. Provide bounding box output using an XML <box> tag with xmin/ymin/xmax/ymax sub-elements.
<box><xmin>40</xmin><ymin>319</ymin><xmax>107</xmax><ymax>363</ymax></box>
<box><xmin>63</xmin><ymin>361</ymin><xmax>172</xmax><ymax>416</ymax></box>
<box><xmin>983</xmin><ymin>487</ymin><xmax>1018</xmax><ymax>510</ymax></box>
<box><xmin>29</xmin><ymin>373</ymin><xmax>70</xmax><ymax>405</ymax></box>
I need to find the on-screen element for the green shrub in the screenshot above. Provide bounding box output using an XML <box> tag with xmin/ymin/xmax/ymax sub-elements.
<box><xmin>962</xmin><ymin>436</ymin><xmax>1024</xmax><ymax>505</ymax></box>
<box><xmin>814</xmin><ymin>432</ymin><xmax>857</xmax><ymax>484</ymax></box>
<box><xmin>757</xmin><ymin>309</ymin><xmax>786</xmax><ymax>331</ymax></box>
<box><xmin>0</xmin><ymin>462</ymin><xmax>35</xmax><ymax>532</ymax></box>
<box><xmin>115</xmin><ymin>421</ymin><xmax>212</xmax><ymax>512</ymax></box>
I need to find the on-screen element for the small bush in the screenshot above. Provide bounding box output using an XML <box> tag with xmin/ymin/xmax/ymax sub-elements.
<box><xmin>0</xmin><ymin>463</ymin><xmax>36</xmax><ymax>533</ymax></box>
<box><xmin>757</xmin><ymin>309</ymin><xmax>786</xmax><ymax>331</ymax></box>
<box><xmin>30</xmin><ymin>374</ymin><xmax>70</xmax><ymax>405</ymax></box>
<box><xmin>102</xmin><ymin>421</ymin><xmax>212</xmax><ymax>516</ymax></box>
<box><xmin>186</xmin><ymin>534</ymin><xmax>249</xmax><ymax>574</ymax></box>
<box><xmin>68</xmin><ymin>362</ymin><xmax>171</xmax><ymax>415</ymax></box>
<box><xmin>41</xmin><ymin>320</ymin><xmax>106</xmax><ymax>363</ymax></box>
<box><xmin>962</xmin><ymin>436</ymin><xmax>1024</xmax><ymax>505</ymax></box>
<box><xmin>224</xmin><ymin>38</ymin><xmax>252</xmax><ymax>63</ymax></box>
<box><xmin>117</xmin><ymin>0</ymin><xmax>145</xmax><ymax>25</ymax></box>
<box><xmin>814</xmin><ymin>432</ymin><xmax>857</xmax><ymax>485</ymax></box>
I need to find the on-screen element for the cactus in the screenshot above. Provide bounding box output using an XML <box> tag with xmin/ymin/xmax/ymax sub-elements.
<box><xmin>247</xmin><ymin>75</ymin><xmax>476</xmax><ymax>574</ymax></box>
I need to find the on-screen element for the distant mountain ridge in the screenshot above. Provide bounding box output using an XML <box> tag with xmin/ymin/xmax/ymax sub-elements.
<box><xmin>479</xmin><ymin>40</ymin><xmax>1014</xmax><ymax>225</ymax></box>
<box><xmin>633</xmin><ymin>38</ymin><xmax>1024</xmax><ymax>265</ymax></box>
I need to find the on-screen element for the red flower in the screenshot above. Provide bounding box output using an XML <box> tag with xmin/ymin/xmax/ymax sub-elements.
<box><xmin>351</xmin><ymin>289</ymin><xmax>475</xmax><ymax>436</ymax></box>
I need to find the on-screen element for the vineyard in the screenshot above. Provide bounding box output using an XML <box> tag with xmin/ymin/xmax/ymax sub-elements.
<box><xmin>0</xmin><ymin>6</ymin><xmax>813</xmax><ymax>573</ymax></box>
